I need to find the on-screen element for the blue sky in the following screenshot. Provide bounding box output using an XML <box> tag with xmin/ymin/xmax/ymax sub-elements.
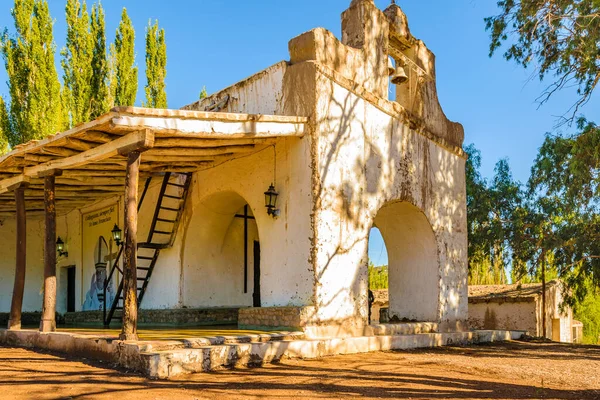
<box><xmin>0</xmin><ymin>1</ymin><xmax>597</xmax><ymax>266</ymax></box>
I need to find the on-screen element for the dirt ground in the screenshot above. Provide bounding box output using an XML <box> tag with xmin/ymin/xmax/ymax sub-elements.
<box><xmin>0</xmin><ymin>341</ymin><xmax>598</xmax><ymax>400</ymax></box>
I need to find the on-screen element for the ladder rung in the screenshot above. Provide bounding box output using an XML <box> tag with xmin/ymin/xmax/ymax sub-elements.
<box><xmin>137</xmin><ymin>267</ymin><xmax>151</xmax><ymax>271</ymax></box>
<box><xmin>157</xmin><ymin>218</ymin><xmax>176</xmax><ymax>223</ymax></box>
<box><xmin>137</xmin><ymin>277</ymin><xmax>146</xmax><ymax>280</ymax></box>
<box><xmin>164</xmin><ymin>194</ymin><xmax>182</xmax><ymax>200</ymax></box>
<box><xmin>160</xmin><ymin>206</ymin><xmax>180</xmax><ymax>212</ymax></box>
<box><xmin>154</xmin><ymin>230</ymin><xmax>172</xmax><ymax>235</ymax></box>
<box><xmin>115</xmin><ymin>306</ymin><xmax>122</xmax><ymax>310</ymax></box>
<box><xmin>138</xmin><ymin>256</ymin><xmax>154</xmax><ymax>260</ymax></box>
<box><xmin>167</xmin><ymin>182</ymin><xmax>186</xmax><ymax>188</ymax></box>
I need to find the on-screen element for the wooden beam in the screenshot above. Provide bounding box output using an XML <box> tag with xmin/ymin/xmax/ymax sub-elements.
<box><xmin>120</xmin><ymin>151</ymin><xmax>140</xmax><ymax>341</ymax></box>
<box><xmin>153</xmin><ymin>138</ymin><xmax>276</xmax><ymax>148</ymax></box>
<box><xmin>144</xmin><ymin>145</ymin><xmax>255</xmax><ymax>157</ymax></box>
<box><xmin>77</xmin><ymin>130</ymin><xmax>119</xmax><ymax>143</ymax></box>
<box><xmin>0</xmin><ymin>175</ymin><xmax>30</xmax><ymax>195</ymax></box>
<box><xmin>24</xmin><ymin>129</ymin><xmax>154</xmax><ymax>178</ymax></box>
<box><xmin>140</xmin><ymin>154</ymin><xmax>232</xmax><ymax>163</ymax></box>
<box><xmin>8</xmin><ymin>185</ymin><xmax>26</xmax><ymax>330</ymax></box>
<box><xmin>40</xmin><ymin>174</ymin><xmax>58</xmax><ymax>332</ymax></box>
<box><xmin>111</xmin><ymin>115</ymin><xmax>306</xmax><ymax>139</ymax></box>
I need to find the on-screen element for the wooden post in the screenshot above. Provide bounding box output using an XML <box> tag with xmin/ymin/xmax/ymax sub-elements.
<box><xmin>541</xmin><ymin>249</ymin><xmax>546</xmax><ymax>339</ymax></box>
<box><xmin>120</xmin><ymin>150</ymin><xmax>141</xmax><ymax>341</ymax></box>
<box><xmin>40</xmin><ymin>174</ymin><xmax>59</xmax><ymax>332</ymax></box>
<box><xmin>8</xmin><ymin>185</ymin><xmax>27</xmax><ymax>330</ymax></box>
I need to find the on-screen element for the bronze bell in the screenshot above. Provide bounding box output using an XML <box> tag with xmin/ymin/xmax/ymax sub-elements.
<box><xmin>388</xmin><ymin>58</ymin><xmax>395</xmax><ymax>76</ymax></box>
<box><xmin>391</xmin><ymin>65</ymin><xmax>408</xmax><ymax>84</ymax></box>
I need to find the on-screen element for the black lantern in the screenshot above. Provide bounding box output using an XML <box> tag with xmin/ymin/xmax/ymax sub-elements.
<box><xmin>56</xmin><ymin>237</ymin><xmax>68</xmax><ymax>257</ymax></box>
<box><xmin>264</xmin><ymin>184</ymin><xmax>280</xmax><ymax>217</ymax></box>
<box><xmin>111</xmin><ymin>224</ymin><xmax>123</xmax><ymax>246</ymax></box>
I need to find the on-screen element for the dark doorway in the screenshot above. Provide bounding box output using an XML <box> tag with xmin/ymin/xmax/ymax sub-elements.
<box><xmin>253</xmin><ymin>240</ymin><xmax>261</xmax><ymax>307</ymax></box>
<box><xmin>67</xmin><ymin>266</ymin><xmax>76</xmax><ymax>313</ymax></box>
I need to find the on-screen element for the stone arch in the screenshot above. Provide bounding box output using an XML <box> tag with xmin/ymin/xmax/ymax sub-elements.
<box><xmin>182</xmin><ymin>190</ymin><xmax>261</xmax><ymax>308</ymax></box>
<box><xmin>372</xmin><ymin>200</ymin><xmax>440</xmax><ymax>322</ymax></box>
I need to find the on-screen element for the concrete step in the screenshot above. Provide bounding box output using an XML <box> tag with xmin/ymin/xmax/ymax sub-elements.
<box><xmin>366</xmin><ymin>322</ymin><xmax>438</xmax><ymax>336</ymax></box>
<box><xmin>134</xmin><ymin>331</ymin><xmax>305</xmax><ymax>352</ymax></box>
<box><xmin>139</xmin><ymin>330</ymin><xmax>524</xmax><ymax>379</ymax></box>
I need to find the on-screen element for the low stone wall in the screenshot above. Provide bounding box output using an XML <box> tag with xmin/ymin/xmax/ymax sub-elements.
<box><xmin>238</xmin><ymin>306</ymin><xmax>315</xmax><ymax>330</ymax></box>
<box><xmin>64</xmin><ymin>308</ymin><xmax>239</xmax><ymax>326</ymax></box>
<box><xmin>0</xmin><ymin>312</ymin><xmax>65</xmax><ymax>327</ymax></box>
<box><xmin>0</xmin><ymin>327</ymin><xmax>525</xmax><ymax>379</ymax></box>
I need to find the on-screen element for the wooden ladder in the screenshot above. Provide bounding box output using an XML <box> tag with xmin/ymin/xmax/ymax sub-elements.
<box><xmin>104</xmin><ymin>172</ymin><xmax>192</xmax><ymax>326</ymax></box>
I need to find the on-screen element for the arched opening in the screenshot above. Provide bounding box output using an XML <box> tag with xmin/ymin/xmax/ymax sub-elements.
<box><xmin>372</xmin><ymin>201</ymin><xmax>439</xmax><ymax>322</ymax></box>
<box><xmin>368</xmin><ymin>226</ymin><xmax>389</xmax><ymax>323</ymax></box>
<box><xmin>183</xmin><ymin>191</ymin><xmax>261</xmax><ymax>308</ymax></box>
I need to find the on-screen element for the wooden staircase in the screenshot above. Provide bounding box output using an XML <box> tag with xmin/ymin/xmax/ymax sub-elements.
<box><xmin>104</xmin><ymin>172</ymin><xmax>192</xmax><ymax>326</ymax></box>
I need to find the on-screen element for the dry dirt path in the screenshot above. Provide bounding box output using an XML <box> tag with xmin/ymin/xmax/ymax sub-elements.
<box><xmin>0</xmin><ymin>341</ymin><xmax>598</xmax><ymax>399</ymax></box>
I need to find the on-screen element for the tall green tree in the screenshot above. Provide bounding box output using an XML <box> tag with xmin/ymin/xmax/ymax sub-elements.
<box><xmin>62</xmin><ymin>0</ymin><xmax>93</xmax><ymax>128</ymax></box>
<box><xmin>111</xmin><ymin>8</ymin><xmax>137</xmax><ymax>107</ymax></box>
<box><xmin>527</xmin><ymin>122</ymin><xmax>600</xmax><ymax>305</ymax></box>
<box><xmin>486</xmin><ymin>0</ymin><xmax>600</xmax><ymax>120</ymax></box>
<box><xmin>89</xmin><ymin>1</ymin><xmax>109</xmax><ymax>118</ymax></box>
<box><xmin>1</xmin><ymin>0</ymin><xmax>62</xmax><ymax>146</ymax></box>
<box><xmin>143</xmin><ymin>20</ymin><xmax>167</xmax><ymax>108</ymax></box>
<box><xmin>465</xmin><ymin>144</ymin><xmax>521</xmax><ymax>285</ymax></box>
<box><xmin>0</xmin><ymin>97</ymin><xmax>9</xmax><ymax>154</ymax></box>
<box><xmin>487</xmin><ymin>0</ymin><xmax>600</xmax><ymax>311</ymax></box>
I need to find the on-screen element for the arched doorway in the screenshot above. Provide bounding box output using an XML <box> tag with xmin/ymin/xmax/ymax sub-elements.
<box><xmin>367</xmin><ymin>226</ymin><xmax>389</xmax><ymax>323</ymax></box>
<box><xmin>182</xmin><ymin>191</ymin><xmax>261</xmax><ymax>308</ymax></box>
<box><xmin>372</xmin><ymin>201</ymin><xmax>439</xmax><ymax>322</ymax></box>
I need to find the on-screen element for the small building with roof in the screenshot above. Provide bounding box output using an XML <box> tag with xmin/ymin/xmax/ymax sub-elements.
<box><xmin>468</xmin><ymin>281</ymin><xmax>577</xmax><ymax>343</ymax></box>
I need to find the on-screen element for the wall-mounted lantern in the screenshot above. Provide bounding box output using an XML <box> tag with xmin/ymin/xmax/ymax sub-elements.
<box><xmin>264</xmin><ymin>184</ymin><xmax>280</xmax><ymax>218</ymax></box>
<box><xmin>56</xmin><ymin>237</ymin><xmax>68</xmax><ymax>258</ymax></box>
<box><xmin>111</xmin><ymin>224</ymin><xmax>123</xmax><ymax>247</ymax></box>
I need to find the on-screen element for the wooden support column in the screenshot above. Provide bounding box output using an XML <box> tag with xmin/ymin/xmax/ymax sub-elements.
<box><xmin>120</xmin><ymin>151</ymin><xmax>141</xmax><ymax>341</ymax></box>
<box><xmin>40</xmin><ymin>171</ymin><xmax>61</xmax><ymax>332</ymax></box>
<box><xmin>8</xmin><ymin>184</ymin><xmax>27</xmax><ymax>330</ymax></box>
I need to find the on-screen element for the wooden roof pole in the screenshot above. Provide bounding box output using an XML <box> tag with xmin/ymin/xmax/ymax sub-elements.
<box><xmin>119</xmin><ymin>130</ymin><xmax>154</xmax><ymax>342</ymax></box>
<box><xmin>7</xmin><ymin>182</ymin><xmax>29</xmax><ymax>330</ymax></box>
<box><xmin>40</xmin><ymin>170</ymin><xmax>62</xmax><ymax>333</ymax></box>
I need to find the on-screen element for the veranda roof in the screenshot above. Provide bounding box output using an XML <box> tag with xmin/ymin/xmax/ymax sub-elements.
<box><xmin>0</xmin><ymin>107</ymin><xmax>308</xmax><ymax>217</ymax></box>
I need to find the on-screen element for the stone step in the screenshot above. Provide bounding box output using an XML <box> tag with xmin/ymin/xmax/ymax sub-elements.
<box><xmin>133</xmin><ymin>331</ymin><xmax>305</xmax><ymax>352</ymax></box>
<box><xmin>365</xmin><ymin>322</ymin><xmax>439</xmax><ymax>336</ymax></box>
<box><xmin>139</xmin><ymin>330</ymin><xmax>524</xmax><ymax>379</ymax></box>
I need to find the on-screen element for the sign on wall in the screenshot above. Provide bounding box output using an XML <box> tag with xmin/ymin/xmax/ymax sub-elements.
<box><xmin>81</xmin><ymin>204</ymin><xmax>119</xmax><ymax>311</ymax></box>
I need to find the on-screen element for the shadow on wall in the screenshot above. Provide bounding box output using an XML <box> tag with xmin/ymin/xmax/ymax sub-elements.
<box><xmin>302</xmin><ymin>59</ymin><xmax>457</xmax><ymax>333</ymax></box>
<box><xmin>182</xmin><ymin>191</ymin><xmax>260</xmax><ymax>309</ymax></box>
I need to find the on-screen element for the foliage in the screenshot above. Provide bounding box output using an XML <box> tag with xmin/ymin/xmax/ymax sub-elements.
<box><xmin>111</xmin><ymin>8</ymin><xmax>137</xmax><ymax>107</ymax></box>
<box><xmin>199</xmin><ymin>86</ymin><xmax>208</xmax><ymax>100</ymax></box>
<box><xmin>0</xmin><ymin>96</ymin><xmax>9</xmax><ymax>154</ymax></box>
<box><xmin>486</xmin><ymin>0</ymin><xmax>600</xmax><ymax>120</ymax></box>
<box><xmin>526</xmin><ymin>120</ymin><xmax>600</xmax><ymax>306</ymax></box>
<box><xmin>574</xmin><ymin>281</ymin><xmax>600</xmax><ymax>344</ymax></box>
<box><xmin>1</xmin><ymin>0</ymin><xmax>62</xmax><ymax>146</ymax></box>
<box><xmin>89</xmin><ymin>1</ymin><xmax>109</xmax><ymax>118</ymax></box>
<box><xmin>143</xmin><ymin>20</ymin><xmax>167</xmax><ymax>108</ymax></box>
<box><xmin>368</xmin><ymin>262</ymin><xmax>388</xmax><ymax>290</ymax></box>
<box><xmin>465</xmin><ymin>144</ymin><xmax>523</xmax><ymax>285</ymax></box>
<box><xmin>62</xmin><ymin>0</ymin><xmax>93</xmax><ymax>128</ymax></box>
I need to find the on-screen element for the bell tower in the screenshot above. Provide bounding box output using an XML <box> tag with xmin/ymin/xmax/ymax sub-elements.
<box><xmin>341</xmin><ymin>0</ymin><xmax>390</xmax><ymax>98</ymax></box>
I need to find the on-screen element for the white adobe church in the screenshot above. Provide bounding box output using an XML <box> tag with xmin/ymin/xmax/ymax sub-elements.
<box><xmin>0</xmin><ymin>0</ymin><xmax>469</xmax><ymax>341</ymax></box>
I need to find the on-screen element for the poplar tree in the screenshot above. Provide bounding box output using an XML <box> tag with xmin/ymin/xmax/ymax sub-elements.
<box><xmin>1</xmin><ymin>0</ymin><xmax>62</xmax><ymax>146</ymax></box>
<box><xmin>89</xmin><ymin>2</ymin><xmax>109</xmax><ymax>118</ymax></box>
<box><xmin>0</xmin><ymin>97</ymin><xmax>9</xmax><ymax>154</ymax></box>
<box><xmin>143</xmin><ymin>20</ymin><xmax>167</xmax><ymax>108</ymax></box>
<box><xmin>112</xmin><ymin>8</ymin><xmax>137</xmax><ymax>107</ymax></box>
<box><xmin>62</xmin><ymin>0</ymin><xmax>93</xmax><ymax>128</ymax></box>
